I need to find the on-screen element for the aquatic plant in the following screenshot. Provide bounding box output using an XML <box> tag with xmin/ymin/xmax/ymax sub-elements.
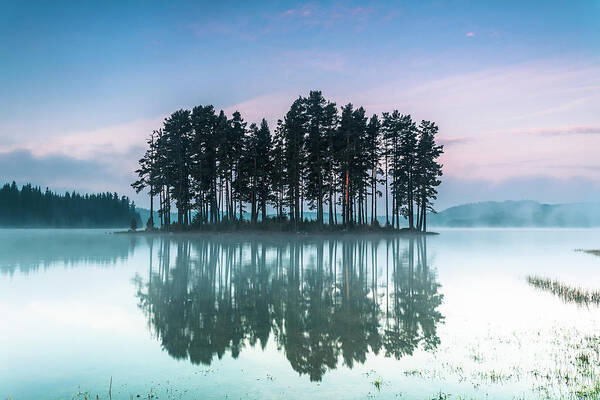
<box><xmin>575</xmin><ymin>379</ymin><xmax>600</xmax><ymax>399</ymax></box>
<box><xmin>372</xmin><ymin>377</ymin><xmax>382</xmax><ymax>390</ymax></box>
<box><xmin>526</xmin><ymin>275</ymin><xmax>600</xmax><ymax>307</ymax></box>
<box><xmin>575</xmin><ymin>249</ymin><xmax>600</xmax><ymax>257</ymax></box>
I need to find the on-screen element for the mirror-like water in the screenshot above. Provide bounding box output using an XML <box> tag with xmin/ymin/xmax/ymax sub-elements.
<box><xmin>2</xmin><ymin>229</ymin><xmax>600</xmax><ymax>399</ymax></box>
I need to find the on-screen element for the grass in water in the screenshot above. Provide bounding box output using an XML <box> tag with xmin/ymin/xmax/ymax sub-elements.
<box><xmin>575</xmin><ymin>379</ymin><xmax>600</xmax><ymax>399</ymax></box>
<box><xmin>372</xmin><ymin>377</ymin><xmax>382</xmax><ymax>390</ymax></box>
<box><xmin>526</xmin><ymin>275</ymin><xmax>600</xmax><ymax>306</ymax></box>
<box><xmin>575</xmin><ymin>249</ymin><xmax>600</xmax><ymax>257</ymax></box>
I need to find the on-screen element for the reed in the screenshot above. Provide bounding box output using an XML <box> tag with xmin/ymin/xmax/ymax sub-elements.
<box><xmin>527</xmin><ymin>275</ymin><xmax>600</xmax><ymax>306</ymax></box>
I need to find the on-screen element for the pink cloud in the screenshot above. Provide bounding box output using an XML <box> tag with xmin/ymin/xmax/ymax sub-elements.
<box><xmin>438</xmin><ymin>137</ymin><xmax>473</xmax><ymax>146</ymax></box>
<box><xmin>519</xmin><ymin>125</ymin><xmax>600</xmax><ymax>136</ymax></box>
<box><xmin>465</xmin><ymin>32</ymin><xmax>475</xmax><ymax>37</ymax></box>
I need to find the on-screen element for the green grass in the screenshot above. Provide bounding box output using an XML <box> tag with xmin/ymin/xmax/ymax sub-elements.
<box><xmin>575</xmin><ymin>379</ymin><xmax>600</xmax><ymax>399</ymax></box>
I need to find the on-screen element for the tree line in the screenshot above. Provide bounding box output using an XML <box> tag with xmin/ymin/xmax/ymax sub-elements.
<box><xmin>0</xmin><ymin>181</ymin><xmax>141</xmax><ymax>228</ymax></box>
<box><xmin>133</xmin><ymin>90</ymin><xmax>443</xmax><ymax>231</ymax></box>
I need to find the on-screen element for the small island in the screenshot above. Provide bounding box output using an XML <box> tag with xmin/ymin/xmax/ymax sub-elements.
<box><xmin>132</xmin><ymin>90</ymin><xmax>444</xmax><ymax>234</ymax></box>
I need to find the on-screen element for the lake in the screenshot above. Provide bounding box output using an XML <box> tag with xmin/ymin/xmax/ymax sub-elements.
<box><xmin>2</xmin><ymin>228</ymin><xmax>600</xmax><ymax>399</ymax></box>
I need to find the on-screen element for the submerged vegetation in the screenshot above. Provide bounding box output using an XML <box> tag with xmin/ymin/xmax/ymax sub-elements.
<box><xmin>132</xmin><ymin>90</ymin><xmax>443</xmax><ymax>232</ymax></box>
<box><xmin>62</xmin><ymin>326</ymin><xmax>600</xmax><ymax>400</ymax></box>
<box><xmin>397</xmin><ymin>327</ymin><xmax>600</xmax><ymax>400</ymax></box>
<box><xmin>526</xmin><ymin>275</ymin><xmax>600</xmax><ymax>307</ymax></box>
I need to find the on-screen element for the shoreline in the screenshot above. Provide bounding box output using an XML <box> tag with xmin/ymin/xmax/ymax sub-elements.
<box><xmin>114</xmin><ymin>227</ymin><xmax>439</xmax><ymax>237</ymax></box>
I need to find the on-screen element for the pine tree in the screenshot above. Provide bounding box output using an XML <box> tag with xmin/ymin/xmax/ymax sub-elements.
<box><xmin>130</xmin><ymin>92</ymin><xmax>444</xmax><ymax>232</ymax></box>
<box><xmin>304</xmin><ymin>91</ymin><xmax>330</xmax><ymax>225</ymax></box>
<box><xmin>415</xmin><ymin>120</ymin><xmax>443</xmax><ymax>232</ymax></box>
<box><xmin>270</xmin><ymin>120</ymin><xmax>287</xmax><ymax>219</ymax></box>
<box><xmin>366</xmin><ymin>115</ymin><xmax>381</xmax><ymax>225</ymax></box>
<box><xmin>163</xmin><ymin>109</ymin><xmax>192</xmax><ymax>225</ymax></box>
<box><xmin>255</xmin><ymin>119</ymin><xmax>273</xmax><ymax>221</ymax></box>
<box><xmin>191</xmin><ymin>105</ymin><xmax>218</xmax><ymax>224</ymax></box>
<box><xmin>229</xmin><ymin>111</ymin><xmax>247</xmax><ymax>220</ymax></box>
<box><xmin>283</xmin><ymin>97</ymin><xmax>307</xmax><ymax>223</ymax></box>
<box><xmin>132</xmin><ymin>130</ymin><xmax>159</xmax><ymax>229</ymax></box>
<box><xmin>398</xmin><ymin>114</ymin><xmax>418</xmax><ymax>229</ymax></box>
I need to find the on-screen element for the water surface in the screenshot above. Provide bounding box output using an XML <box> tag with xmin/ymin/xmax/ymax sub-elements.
<box><xmin>2</xmin><ymin>229</ymin><xmax>600</xmax><ymax>399</ymax></box>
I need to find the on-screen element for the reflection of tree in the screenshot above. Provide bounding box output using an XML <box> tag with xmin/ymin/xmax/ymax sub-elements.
<box><xmin>383</xmin><ymin>238</ymin><xmax>444</xmax><ymax>359</ymax></box>
<box><xmin>135</xmin><ymin>235</ymin><xmax>444</xmax><ymax>381</ymax></box>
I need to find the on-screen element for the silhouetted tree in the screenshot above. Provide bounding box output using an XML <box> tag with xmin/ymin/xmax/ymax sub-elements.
<box><xmin>0</xmin><ymin>182</ymin><xmax>140</xmax><ymax>227</ymax></box>
<box><xmin>132</xmin><ymin>91</ymin><xmax>444</xmax><ymax>231</ymax></box>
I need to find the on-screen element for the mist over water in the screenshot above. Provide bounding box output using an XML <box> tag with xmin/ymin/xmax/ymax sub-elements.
<box><xmin>3</xmin><ymin>229</ymin><xmax>600</xmax><ymax>399</ymax></box>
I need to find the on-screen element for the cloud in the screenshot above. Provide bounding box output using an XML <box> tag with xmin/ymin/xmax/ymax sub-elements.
<box><xmin>224</xmin><ymin>92</ymin><xmax>294</xmax><ymax>126</ymax></box>
<box><xmin>186</xmin><ymin>3</ymin><xmax>379</xmax><ymax>41</ymax></box>
<box><xmin>465</xmin><ymin>32</ymin><xmax>475</xmax><ymax>37</ymax></box>
<box><xmin>186</xmin><ymin>20</ymin><xmax>259</xmax><ymax>41</ymax></box>
<box><xmin>349</xmin><ymin>60</ymin><xmax>600</xmax><ymax>181</ymax></box>
<box><xmin>277</xmin><ymin>50</ymin><xmax>347</xmax><ymax>73</ymax></box>
<box><xmin>437</xmin><ymin>137</ymin><xmax>473</xmax><ymax>146</ymax></box>
<box><xmin>508</xmin><ymin>125</ymin><xmax>600</xmax><ymax>136</ymax></box>
<box><xmin>274</xmin><ymin>3</ymin><xmax>375</xmax><ymax>30</ymax></box>
<box><xmin>0</xmin><ymin>149</ymin><xmax>136</xmax><ymax>194</ymax></box>
<box><xmin>0</xmin><ymin>116</ymin><xmax>162</xmax><ymax>161</ymax></box>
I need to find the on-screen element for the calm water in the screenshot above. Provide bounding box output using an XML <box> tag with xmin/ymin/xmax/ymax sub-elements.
<box><xmin>2</xmin><ymin>229</ymin><xmax>600</xmax><ymax>399</ymax></box>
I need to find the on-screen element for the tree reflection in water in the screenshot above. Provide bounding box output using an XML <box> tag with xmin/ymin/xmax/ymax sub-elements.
<box><xmin>134</xmin><ymin>235</ymin><xmax>444</xmax><ymax>381</ymax></box>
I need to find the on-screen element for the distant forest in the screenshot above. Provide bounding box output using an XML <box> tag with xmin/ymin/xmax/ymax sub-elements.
<box><xmin>133</xmin><ymin>90</ymin><xmax>444</xmax><ymax>231</ymax></box>
<box><xmin>0</xmin><ymin>182</ymin><xmax>141</xmax><ymax>228</ymax></box>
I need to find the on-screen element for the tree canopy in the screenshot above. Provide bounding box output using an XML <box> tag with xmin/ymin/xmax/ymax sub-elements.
<box><xmin>133</xmin><ymin>90</ymin><xmax>444</xmax><ymax>231</ymax></box>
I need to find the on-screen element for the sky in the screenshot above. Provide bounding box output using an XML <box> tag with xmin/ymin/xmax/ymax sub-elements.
<box><xmin>0</xmin><ymin>0</ymin><xmax>599</xmax><ymax>210</ymax></box>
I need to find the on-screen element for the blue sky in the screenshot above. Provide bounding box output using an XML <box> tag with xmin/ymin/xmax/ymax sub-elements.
<box><xmin>1</xmin><ymin>1</ymin><xmax>599</xmax><ymax>209</ymax></box>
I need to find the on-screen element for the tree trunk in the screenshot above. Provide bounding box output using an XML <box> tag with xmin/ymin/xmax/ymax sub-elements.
<box><xmin>371</xmin><ymin>168</ymin><xmax>374</xmax><ymax>224</ymax></box>
<box><xmin>334</xmin><ymin>191</ymin><xmax>338</xmax><ymax>225</ymax></box>
<box><xmin>300</xmin><ymin>181</ymin><xmax>304</xmax><ymax>222</ymax></box>
<box><xmin>261</xmin><ymin>185</ymin><xmax>267</xmax><ymax>222</ymax></box>
<box><xmin>408</xmin><ymin>172</ymin><xmax>414</xmax><ymax>230</ymax></box>
<box><xmin>159</xmin><ymin>189</ymin><xmax>163</xmax><ymax>227</ymax></box>
<box><xmin>345</xmin><ymin>170</ymin><xmax>349</xmax><ymax>226</ymax></box>
<box><xmin>422</xmin><ymin>198</ymin><xmax>427</xmax><ymax>233</ymax></box>
<box><xmin>225</xmin><ymin>176</ymin><xmax>230</xmax><ymax>221</ymax></box>
<box><xmin>149</xmin><ymin>188</ymin><xmax>154</xmax><ymax>229</ymax></box>
<box><xmin>385</xmin><ymin>155</ymin><xmax>389</xmax><ymax>226</ymax></box>
<box><xmin>328</xmin><ymin>176</ymin><xmax>333</xmax><ymax>225</ymax></box>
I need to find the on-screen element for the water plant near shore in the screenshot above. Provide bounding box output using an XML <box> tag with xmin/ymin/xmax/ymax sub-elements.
<box><xmin>575</xmin><ymin>249</ymin><xmax>600</xmax><ymax>257</ymax></box>
<box><xmin>526</xmin><ymin>275</ymin><xmax>600</xmax><ymax>307</ymax></box>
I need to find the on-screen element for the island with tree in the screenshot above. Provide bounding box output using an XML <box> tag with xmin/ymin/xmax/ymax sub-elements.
<box><xmin>132</xmin><ymin>91</ymin><xmax>443</xmax><ymax>233</ymax></box>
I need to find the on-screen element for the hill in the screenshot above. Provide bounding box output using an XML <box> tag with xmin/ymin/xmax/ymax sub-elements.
<box><xmin>428</xmin><ymin>200</ymin><xmax>600</xmax><ymax>227</ymax></box>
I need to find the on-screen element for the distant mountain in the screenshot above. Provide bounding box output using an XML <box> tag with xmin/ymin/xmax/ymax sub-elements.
<box><xmin>428</xmin><ymin>200</ymin><xmax>600</xmax><ymax>227</ymax></box>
